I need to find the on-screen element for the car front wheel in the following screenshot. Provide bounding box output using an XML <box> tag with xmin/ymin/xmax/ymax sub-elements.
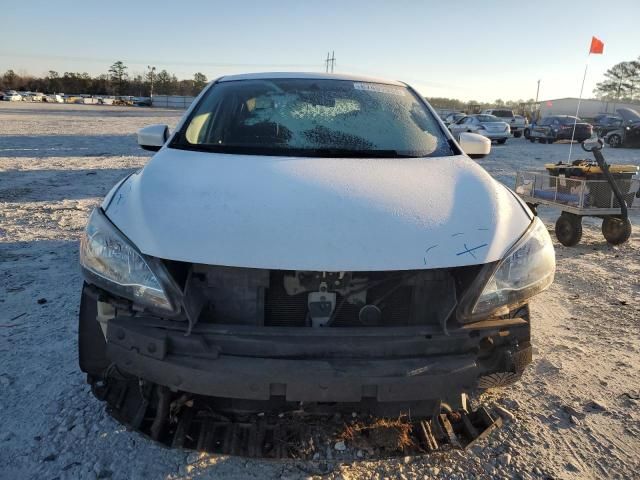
<box><xmin>513</xmin><ymin>131</ymin><xmax>522</xmax><ymax>138</ymax></box>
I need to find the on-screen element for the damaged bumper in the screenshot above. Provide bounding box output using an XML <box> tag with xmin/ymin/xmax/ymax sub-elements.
<box><xmin>80</xmin><ymin>287</ymin><xmax>532</xmax><ymax>405</ymax></box>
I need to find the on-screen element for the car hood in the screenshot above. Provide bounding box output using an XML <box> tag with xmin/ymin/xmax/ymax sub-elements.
<box><xmin>103</xmin><ymin>148</ymin><xmax>531</xmax><ymax>271</ymax></box>
<box><xmin>616</xmin><ymin>108</ymin><xmax>640</xmax><ymax>123</ymax></box>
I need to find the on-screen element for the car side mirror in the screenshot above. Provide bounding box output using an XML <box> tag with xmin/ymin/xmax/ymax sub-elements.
<box><xmin>137</xmin><ymin>124</ymin><xmax>170</xmax><ymax>152</ymax></box>
<box><xmin>458</xmin><ymin>132</ymin><xmax>491</xmax><ymax>159</ymax></box>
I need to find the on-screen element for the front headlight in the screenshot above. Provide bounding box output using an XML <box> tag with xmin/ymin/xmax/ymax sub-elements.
<box><xmin>463</xmin><ymin>217</ymin><xmax>555</xmax><ymax>321</ymax></box>
<box><xmin>80</xmin><ymin>209</ymin><xmax>176</xmax><ymax>313</ymax></box>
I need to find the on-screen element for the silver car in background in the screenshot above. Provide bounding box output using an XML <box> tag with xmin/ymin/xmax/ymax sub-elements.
<box><xmin>449</xmin><ymin>114</ymin><xmax>511</xmax><ymax>144</ymax></box>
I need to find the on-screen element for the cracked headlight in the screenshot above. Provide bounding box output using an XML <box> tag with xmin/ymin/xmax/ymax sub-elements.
<box><xmin>462</xmin><ymin>217</ymin><xmax>555</xmax><ymax>321</ymax></box>
<box><xmin>79</xmin><ymin>208</ymin><xmax>176</xmax><ymax>313</ymax></box>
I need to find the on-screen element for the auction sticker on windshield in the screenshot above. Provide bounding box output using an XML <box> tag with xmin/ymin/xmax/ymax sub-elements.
<box><xmin>353</xmin><ymin>82</ymin><xmax>406</xmax><ymax>96</ymax></box>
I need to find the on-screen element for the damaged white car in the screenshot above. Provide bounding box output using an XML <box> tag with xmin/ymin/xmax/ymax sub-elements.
<box><xmin>78</xmin><ymin>73</ymin><xmax>554</xmax><ymax>446</ymax></box>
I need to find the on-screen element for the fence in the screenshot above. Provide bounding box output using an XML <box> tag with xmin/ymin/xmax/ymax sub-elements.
<box><xmin>151</xmin><ymin>95</ymin><xmax>195</xmax><ymax>109</ymax></box>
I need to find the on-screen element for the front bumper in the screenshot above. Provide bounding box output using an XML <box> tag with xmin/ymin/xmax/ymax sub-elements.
<box><xmin>479</xmin><ymin>131</ymin><xmax>510</xmax><ymax>140</ymax></box>
<box><xmin>80</xmin><ymin>288</ymin><xmax>532</xmax><ymax>404</ymax></box>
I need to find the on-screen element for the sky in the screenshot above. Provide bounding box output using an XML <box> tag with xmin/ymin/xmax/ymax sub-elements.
<box><xmin>1</xmin><ymin>0</ymin><xmax>639</xmax><ymax>102</ymax></box>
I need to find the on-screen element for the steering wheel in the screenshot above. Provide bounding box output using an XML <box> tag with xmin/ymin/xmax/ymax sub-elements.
<box><xmin>581</xmin><ymin>138</ymin><xmax>604</xmax><ymax>152</ymax></box>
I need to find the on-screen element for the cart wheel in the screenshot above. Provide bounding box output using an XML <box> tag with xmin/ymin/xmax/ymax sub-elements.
<box><xmin>529</xmin><ymin>137</ymin><xmax>536</xmax><ymax>143</ymax></box>
<box><xmin>526</xmin><ymin>202</ymin><xmax>538</xmax><ymax>215</ymax></box>
<box><xmin>555</xmin><ymin>213</ymin><xmax>582</xmax><ymax>246</ymax></box>
<box><xmin>602</xmin><ymin>217</ymin><xmax>632</xmax><ymax>245</ymax></box>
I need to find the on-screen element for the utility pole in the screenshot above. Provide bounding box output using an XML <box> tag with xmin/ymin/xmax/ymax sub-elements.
<box><xmin>534</xmin><ymin>79</ymin><xmax>540</xmax><ymax>122</ymax></box>
<box><xmin>324</xmin><ymin>51</ymin><xmax>336</xmax><ymax>73</ymax></box>
<box><xmin>147</xmin><ymin>65</ymin><xmax>156</xmax><ymax>98</ymax></box>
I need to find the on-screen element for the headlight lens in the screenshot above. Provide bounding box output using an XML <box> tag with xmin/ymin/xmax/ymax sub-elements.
<box><xmin>80</xmin><ymin>209</ymin><xmax>175</xmax><ymax>312</ymax></box>
<box><xmin>471</xmin><ymin>217</ymin><xmax>555</xmax><ymax>318</ymax></box>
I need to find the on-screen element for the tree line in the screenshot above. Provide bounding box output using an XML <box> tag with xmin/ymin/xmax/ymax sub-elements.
<box><xmin>593</xmin><ymin>56</ymin><xmax>640</xmax><ymax>102</ymax></box>
<box><xmin>0</xmin><ymin>61</ymin><xmax>208</xmax><ymax>97</ymax></box>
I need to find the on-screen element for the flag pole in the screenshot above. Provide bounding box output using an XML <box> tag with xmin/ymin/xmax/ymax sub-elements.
<box><xmin>568</xmin><ymin>58</ymin><xmax>589</xmax><ymax>161</ymax></box>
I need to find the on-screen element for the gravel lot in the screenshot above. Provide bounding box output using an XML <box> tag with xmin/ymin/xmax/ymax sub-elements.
<box><xmin>1</xmin><ymin>102</ymin><xmax>639</xmax><ymax>480</ymax></box>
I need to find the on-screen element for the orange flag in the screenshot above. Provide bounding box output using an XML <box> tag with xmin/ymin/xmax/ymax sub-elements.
<box><xmin>589</xmin><ymin>36</ymin><xmax>604</xmax><ymax>54</ymax></box>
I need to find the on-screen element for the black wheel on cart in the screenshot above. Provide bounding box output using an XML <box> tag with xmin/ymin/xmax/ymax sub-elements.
<box><xmin>602</xmin><ymin>216</ymin><xmax>632</xmax><ymax>245</ymax></box>
<box><xmin>514</xmin><ymin>131</ymin><xmax>522</xmax><ymax>138</ymax></box>
<box><xmin>555</xmin><ymin>213</ymin><xmax>582</xmax><ymax>246</ymax></box>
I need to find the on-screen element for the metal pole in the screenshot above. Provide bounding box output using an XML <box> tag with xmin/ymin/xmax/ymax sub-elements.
<box><xmin>568</xmin><ymin>62</ymin><xmax>589</xmax><ymax>161</ymax></box>
<box><xmin>534</xmin><ymin>79</ymin><xmax>540</xmax><ymax>122</ymax></box>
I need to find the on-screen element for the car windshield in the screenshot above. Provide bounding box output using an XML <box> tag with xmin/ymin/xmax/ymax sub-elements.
<box><xmin>476</xmin><ymin>115</ymin><xmax>499</xmax><ymax>122</ymax></box>
<box><xmin>490</xmin><ymin>110</ymin><xmax>513</xmax><ymax>118</ymax></box>
<box><xmin>173</xmin><ymin>78</ymin><xmax>454</xmax><ymax>158</ymax></box>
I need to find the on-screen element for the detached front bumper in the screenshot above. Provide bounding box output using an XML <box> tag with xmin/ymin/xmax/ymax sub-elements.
<box><xmin>80</xmin><ymin>289</ymin><xmax>532</xmax><ymax>404</ymax></box>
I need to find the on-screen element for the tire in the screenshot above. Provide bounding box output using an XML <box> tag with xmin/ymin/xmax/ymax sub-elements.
<box><xmin>608</xmin><ymin>134</ymin><xmax>622</xmax><ymax>148</ymax></box>
<box><xmin>529</xmin><ymin>137</ymin><xmax>536</xmax><ymax>143</ymax></box>
<box><xmin>524</xmin><ymin>128</ymin><xmax>530</xmax><ymax>139</ymax></box>
<box><xmin>514</xmin><ymin>131</ymin><xmax>522</xmax><ymax>138</ymax></box>
<box><xmin>602</xmin><ymin>217</ymin><xmax>632</xmax><ymax>245</ymax></box>
<box><xmin>497</xmin><ymin>138</ymin><xmax>507</xmax><ymax>144</ymax></box>
<box><xmin>555</xmin><ymin>213</ymin><xmax>582</xmax><ymax>246</ymax></box>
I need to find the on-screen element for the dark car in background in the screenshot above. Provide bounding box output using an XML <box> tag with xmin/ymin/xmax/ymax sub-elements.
<box><xmin>593</xmin><ymin>114</ymin><xmax>623</xmax><ymax>137</ymax></box>
<box><xmin>528</xmin><ymin>115</ymin><xmax>593</xmax><ymax>144</ymax></box>
<box><xmin>604</xmin><ymin>108</ymin><xmax>640</xmax><ymax>148</ymax></box>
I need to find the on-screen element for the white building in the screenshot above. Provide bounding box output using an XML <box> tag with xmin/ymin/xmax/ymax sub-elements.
<box><xmin>536</xmin><ymin>97</ymin><xmax>640</xmax><ymax>119</ymax></box>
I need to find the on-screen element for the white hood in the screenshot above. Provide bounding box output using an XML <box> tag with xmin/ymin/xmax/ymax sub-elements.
<box><xmin>104</xmin><ymin>149</ymin><xmax>531</xmax><ymax>271</ymax></box>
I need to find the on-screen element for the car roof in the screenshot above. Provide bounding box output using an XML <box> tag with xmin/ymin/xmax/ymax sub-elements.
<box><xmin>218</xmin><ymin>71</ymin><xmax>407</xmax><ymax>86</ymax></box>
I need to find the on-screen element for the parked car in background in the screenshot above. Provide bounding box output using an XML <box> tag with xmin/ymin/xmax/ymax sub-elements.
<box><xmin>22</xmin><ymin>92</ymin><xmax>45</xmax><ymax>102</ymax></box>
<box><xmin>605</xmin><ymin>122</ymin><xmax>640</xmax><ymax>148</ymax></box>
<box><xmin>481</xmin><ymin>108</ymin><xmax>526</xmax><ymax>137</ymax></box>
<box><xmin>593</xmin><ymin>114</ymin><xmax>623</xmax><ymax>137</ymax></box>
<box><xmin>528</xmin><ymin>115</ymin><xmax>593</xmax><ymax>143</ymax></box>
<box><xmin>443</xmin><ymin>112</ymin><xmax>466</xmax><ymax>126</ymax></box>
<box><xmin>77</xmin><ymin>73</ymin><xmax>552</xmax><ymax>436</ymax></box>
<box><xmin>44</xmin><ymin>94</ymin><xmax>64</xmax><ymax>103</ymax></box>
<box><xmin>449</xmin><ymin>114</ymin><xmax>511</xmax><ymax>143</ymax></box>
<box><xmin>2</xmin><ymin>90</ymin><xmax>23</xmax><ymax>101</ymax></box>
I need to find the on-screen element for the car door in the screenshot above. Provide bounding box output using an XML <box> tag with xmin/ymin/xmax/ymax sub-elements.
<box><xmin>625</xmin><ymin>124</ymin><xmax>640</xmax><ymax>147</ymax></box>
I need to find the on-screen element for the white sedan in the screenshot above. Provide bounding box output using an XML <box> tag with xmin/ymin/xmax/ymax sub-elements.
<box><xmin>77</xmin><ymin>72</ymin><xmax>554</xmax><ymax>443</ymax></box>
<box><xmin>449</xmin><ymin>114</ymin><xmax>511</xmax><ymax>144</ymax></box>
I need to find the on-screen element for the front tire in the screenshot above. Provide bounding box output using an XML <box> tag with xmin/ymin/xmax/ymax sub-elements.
<box><xmin>608</xmin><ymin>134</ymin><xmax>622</xmax><ymax>148</ymax></box>
<box><xmin>497</xmin><ymin>138</ymin><xmax>507</xmax><ymax>144</ymax></box>
<box><xmin>602</xmin><ymin>217</ymin><xmax>632</xmax><ymax>245</ymax></box>
<box><xmin>524</xmin><ymin>128</ymin><xmax>530</xmax><ymax>139</ymax></box>
<box><xmin>514</xmin><ymin>131</ymin><xmax>522</xmax><ymax>138</ymax></box>
<box><xmin>555</xmin><ymin>213</ymin><xmax>582</xmax><ymax>246</ymax></box>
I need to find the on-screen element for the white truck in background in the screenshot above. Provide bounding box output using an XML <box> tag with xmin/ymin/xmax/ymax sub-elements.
<box><xmin>481</xmin><ymin>108</ymin><xmax>527</xmax><ymax>138</ymax></box>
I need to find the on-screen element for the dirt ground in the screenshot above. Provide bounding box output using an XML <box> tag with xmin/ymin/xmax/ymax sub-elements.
<box><xmin>1</xmin><ymin>102</ymin><xmax>639</xmax><ymax>480</ymax></box>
